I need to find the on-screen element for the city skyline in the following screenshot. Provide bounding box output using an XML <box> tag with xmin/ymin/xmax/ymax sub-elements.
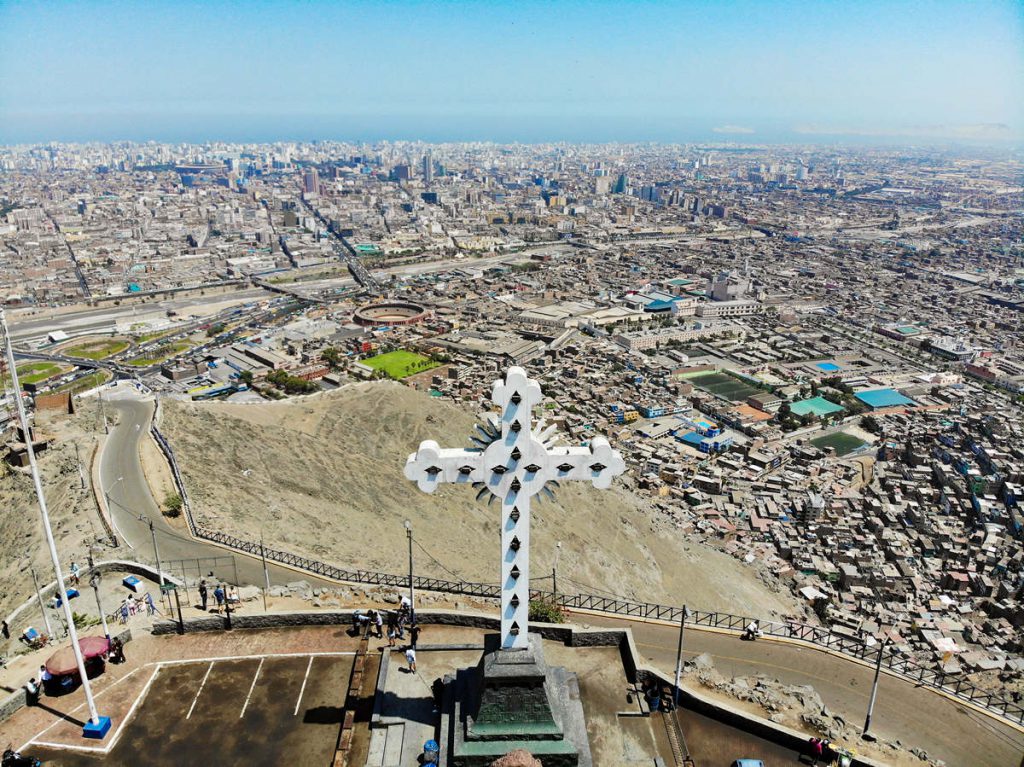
<box><xmin>1</xmin><ymin>0</ymin><xmax>1022</xmax><ymax>146</ymax></box>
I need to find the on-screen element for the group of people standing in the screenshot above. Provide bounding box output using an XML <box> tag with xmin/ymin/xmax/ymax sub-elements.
<box><xmin>354</xmin><ymin>597</ymin><xmax>421</xmax><ymax>672</ymax></box>
<box><xmin>24</xmin><ymin>638</ymin><xmax>125</xmax><ymax>706</ymax></box>
<box><xmin>197</xmin><ymin>580</ymin><xmax>237</xmax><ymax>614</ymax></box>
<box><xmin>118</xmin><ymin>591</ymin><xmax>159</xmax><ymax>623</ymax></box>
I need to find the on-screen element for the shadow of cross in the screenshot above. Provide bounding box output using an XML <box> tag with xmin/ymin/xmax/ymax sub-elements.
<box><xmin>404</xmin><ymin>366</ymin><xmax>625</xmax><ymax>650</ymax></box>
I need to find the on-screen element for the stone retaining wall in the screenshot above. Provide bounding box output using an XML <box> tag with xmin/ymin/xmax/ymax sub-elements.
<box><xmin>3</xmin><ymin>560</ymin><xmax>176</xmax><ymax>638</ymax></box>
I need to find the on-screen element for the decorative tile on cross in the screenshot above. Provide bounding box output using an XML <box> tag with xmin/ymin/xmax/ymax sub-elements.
<box><xmin>404</xmin><ymin>366</ymin><xmax>626</xmax><ymax>650</ymax></box>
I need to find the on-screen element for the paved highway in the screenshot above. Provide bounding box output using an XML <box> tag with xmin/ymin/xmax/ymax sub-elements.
<box><xmin>6</xmin><ymin>288</ymin><xmax>270</xmax><ymax>344</ymax></box>
<box><xmin>99</xmin><ymin>396</ymin><xmax>1024</xmax><ymax>766</ymax></box>
<box><xmin>7</xmin><ymin>250</ymin><xmax>534</xmax><ymax>344</ymax></box>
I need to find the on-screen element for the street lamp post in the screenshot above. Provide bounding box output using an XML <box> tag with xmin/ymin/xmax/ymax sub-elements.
<box><xmin>2</xmin><ymin>309</ymin><xmax>110</xmax><ymax>739</ymax></box>
<box><xmin>90</xmin><ymin>571</ymin><xmax>110</xmax><ymax>639</ymax></box>
<box><xmin>103</xmin><ymin>476</ymin><xmax>124</xmax><ymax>548</ymax></box>
<box><xmin>863</xmin><ymin>638</ymin><xmax>890</xmax><ymax>738</ymax></box>
<box><xmin>405</xmin><ymin>520</ymin><xmax>414</xmax><ymax>623</ymax></box>
<box><xmin>673</xmin><ymin>605</ymin><xmax>691</xmax><ymax>707</ymax></box>
<box><xmin>74</xmin><ymin>442</ymin><xmax>86</xmax><ymax>490</ymax></box>
<box><xmin>27</xmin><ymin>561</ymin><xmax>54</xmax><ymax>641</ymax></box>
<box><xmin>259</xmin><ymin>531</ymin><xmax>270</xmax><ymax>612</ymax></box>
<box><xmin>140</xmin><ymin>515</ymin><xmax>167</xmax><ymax>610</ymax></box>
<box><xmin>99</xmin><ymin>390</ymin><xmax>108</xmax><ymax>434</ymax></box>
<box><xmin>104</xmin><ymin>476</ymin><xmax>123</xmax><ymax>512</ymax></box>
<box><xmin>552</xmin><ymin>541</ymin><xmax>562</xmax><ymax>603</ymax></box>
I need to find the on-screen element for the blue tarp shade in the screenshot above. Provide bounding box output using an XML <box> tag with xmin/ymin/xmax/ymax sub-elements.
<box><xmin>791</xmin><ymin>396</ymin><xmax>845</xmax><ymax>416</ymax></box>
<box><xmin>856</xmin><ymin>388</ymin><xmax>916</xmax><ymax>408</ymax></box>
<box><xmin>644</xmin><ymin>300</ymin><xmax>674</xmax><ymax>312</ymax></box>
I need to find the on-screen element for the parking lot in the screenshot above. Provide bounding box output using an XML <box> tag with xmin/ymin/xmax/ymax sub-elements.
<box><xmin>26</xmin><ymin>654</ymin><xmax>354</xmax><ymax>767</ymax></box>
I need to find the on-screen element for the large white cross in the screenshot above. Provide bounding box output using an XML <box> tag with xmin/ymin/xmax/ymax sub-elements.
<box><xmin>404</xmin><ymin>366</ymin><xmax>625</xmax><ymax>650</ymax></box>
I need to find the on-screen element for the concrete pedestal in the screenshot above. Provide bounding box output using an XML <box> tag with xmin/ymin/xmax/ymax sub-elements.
<box><xmin>444</xmin><ymin>634</ymin><xmax>591</xmax><ymax>767</ymax></box>
<box><xmin>82</xmin><ymin>715</ymin><xmax>112</xmax><ymax>739</ymax></box>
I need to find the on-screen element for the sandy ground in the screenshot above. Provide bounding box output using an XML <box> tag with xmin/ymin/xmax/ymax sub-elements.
<box><xmin>138</xmin><ymin>430</ymin><xmax>178</xmax><ymax>518</ymax></box>
<box><xmin>0</xmin><ymin>399</ymin><xmax>118</xmax><ymax>624</ymax></box>
<box><xmin>159</xmin><ymin>382</ymin><xmax>803</xmax><ymax>618</ymax></box>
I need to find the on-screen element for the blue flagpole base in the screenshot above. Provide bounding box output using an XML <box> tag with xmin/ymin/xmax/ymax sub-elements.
<box><xmin>82</xmin><ymin>716</ymin><xmax>112</xmax><ymax>739</ymax></box>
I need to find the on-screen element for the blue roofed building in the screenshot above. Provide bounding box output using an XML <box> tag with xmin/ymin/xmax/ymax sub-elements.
<box><xmin>855</xmin><ymin>388</ymin><xmax>916</xmax><ymax>409</ymax></box>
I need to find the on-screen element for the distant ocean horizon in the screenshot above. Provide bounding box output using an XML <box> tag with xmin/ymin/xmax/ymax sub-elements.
<box><xmin>0</xmin><ymin>114</ymin><xmax>1019</xmax><ymax>149</ymax></box>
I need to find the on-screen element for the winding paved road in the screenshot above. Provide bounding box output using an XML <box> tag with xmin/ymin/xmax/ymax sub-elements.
<box><xmin>101</xmin><ymin>393</ymin><xmax>338</xmax><ymax>591</ymax></box>
<box><xmin>580</xmin><ymin>614</ymin><xmax>1024</xmax><ymax>766</ymax></box>
<box><xmin>99</xmin><ymin>391</ymin><xmax>1024</xmax><ymax>766</ymax></box>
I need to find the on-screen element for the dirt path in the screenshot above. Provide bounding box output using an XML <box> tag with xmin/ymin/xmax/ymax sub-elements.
<box><xmin>138</xmin><ymin>429</ymin><xmax>179</xmax><ymax>522</ymax></box>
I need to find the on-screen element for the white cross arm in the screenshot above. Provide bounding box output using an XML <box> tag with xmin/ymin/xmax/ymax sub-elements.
<box><xmin>403</xmin><ymin>439</ymin><xmax>486</xmax><ymax>493</ymax></box>
<box><xmin>545</xmin><ymin>436</ymin><xmax>625</xmax><ymax>490</ymax></box>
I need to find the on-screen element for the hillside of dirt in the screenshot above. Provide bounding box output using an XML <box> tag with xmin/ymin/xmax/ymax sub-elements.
<box><xmin>160</xmin><ymin>382</ymin><xmax>802</xmax><ymax>618</ymax></box>
<box><xmin>0</xmin><ymin>399</ymin><xmax>112</xmax><ymax>628</ymax></box>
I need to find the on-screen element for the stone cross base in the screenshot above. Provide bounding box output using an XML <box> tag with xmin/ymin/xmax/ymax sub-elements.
<box><xmin>444</xmin><ymin>634</ymin><xmax>591</xmax><ymax>767</ymax></box>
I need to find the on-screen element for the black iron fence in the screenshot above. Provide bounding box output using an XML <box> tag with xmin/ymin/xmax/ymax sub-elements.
<box><xmin>149</xmin><ymin>422</ymin><xmax>1024</xmax><ymax>728</ymax></box>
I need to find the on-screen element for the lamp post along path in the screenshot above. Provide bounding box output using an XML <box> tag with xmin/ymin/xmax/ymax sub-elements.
<box><xmin>404</xmin><ymin>366</ymin><xmax>625</xmax><ymax>651</ymax></box>
<box><xmin>28</xmin><ymin>562</ymin><xmax>54</xmax><ymax>642</ymax></box>
<box><xmin>90</xmin><ymin>572</ymin><xmax>110</xmax><ymax>639</ymax></box>
<box><xmin>405</xmin><ymin>520</ymin><xmax>415</xmax><ymax>622</ymax></box>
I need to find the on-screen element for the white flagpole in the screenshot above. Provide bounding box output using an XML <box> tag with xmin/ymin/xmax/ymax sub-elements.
<box><xmin>1</xmin><ymin>310</ymin><xmax>106</xmax><ymax>734</ymax></box>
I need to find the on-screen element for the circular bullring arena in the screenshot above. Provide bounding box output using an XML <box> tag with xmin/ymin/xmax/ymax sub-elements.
<box><xmin>353</xmin><ymin>301</ymin><xmax>429</xmax><ymax>326</ymax></box>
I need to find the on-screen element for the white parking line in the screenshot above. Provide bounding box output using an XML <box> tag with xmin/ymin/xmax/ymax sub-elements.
<box><xmin>239</xmin><ymin>658</ymin><xmax>264</xmax><ymax>718</ymax></box>
<box><xmin>20</xmin><ymin>652</ymin><xmax>353</xmax><ymax>756</ymax></box>
<box><xmin>19</xmin><ymin>663</ymin><xmax>151</xmax><ymax>753</ymax></box>
<box><xmin>19</xmin><ymin>667</ymin><xmax>143</xmax><ymax>754</ymax></box>
<box><xmin>294</xmin><ymin>656</ymin><xmax>315</xmax><ymax>716</ymax></box>
<box><xmin>159</xmin><ymin>650</ymin><xmax>354</xmax><ymax>666</ymax></box>
<box><xmin>186</xmin><ymin>662</ymin><xmax>214</xmax><ymax>720</ymax></box>
<box><xmin>29</xmin><ymin>739</ymin><xmax>109</xmax><ymax>754</ymax></box>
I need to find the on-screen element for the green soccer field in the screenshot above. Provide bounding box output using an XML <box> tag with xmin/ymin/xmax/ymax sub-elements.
<box><xmin>362</xmin><ymin>350</ymin><xmax>439</xmax><ymax>379</ymax></box>
<box><xmin>689</xmin><ymin>372</ymin><xmax>761</xmax><ymax>402</ymax></box>
<box><xmin>810</xmin><ymin>431</ymin><xmax>867</xmax><ymax>456</ymax></box>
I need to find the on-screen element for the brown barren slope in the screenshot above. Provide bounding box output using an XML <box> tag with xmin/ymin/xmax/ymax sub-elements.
<box><xmin>160</xmin><ymin>382</ymin><xmax>801</xmax><ymax>617</ymax></box>
<box><xmin>0</xmin><ymin>400</ymin><xmax>108</xmax><ymax>624</ymax></box>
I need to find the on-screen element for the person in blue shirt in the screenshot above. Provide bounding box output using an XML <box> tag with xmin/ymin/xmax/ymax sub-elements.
<box><xmin>213</xmin><ymin>585</ymin><xmax>225</xmax><ymax>614</ymax></box>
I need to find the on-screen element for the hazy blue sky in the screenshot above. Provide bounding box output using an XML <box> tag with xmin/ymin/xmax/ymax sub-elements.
<box><xmin>1</xmin><ymin>0</ymin><xmax>1022</xmax><ymax>144</ymax></box>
